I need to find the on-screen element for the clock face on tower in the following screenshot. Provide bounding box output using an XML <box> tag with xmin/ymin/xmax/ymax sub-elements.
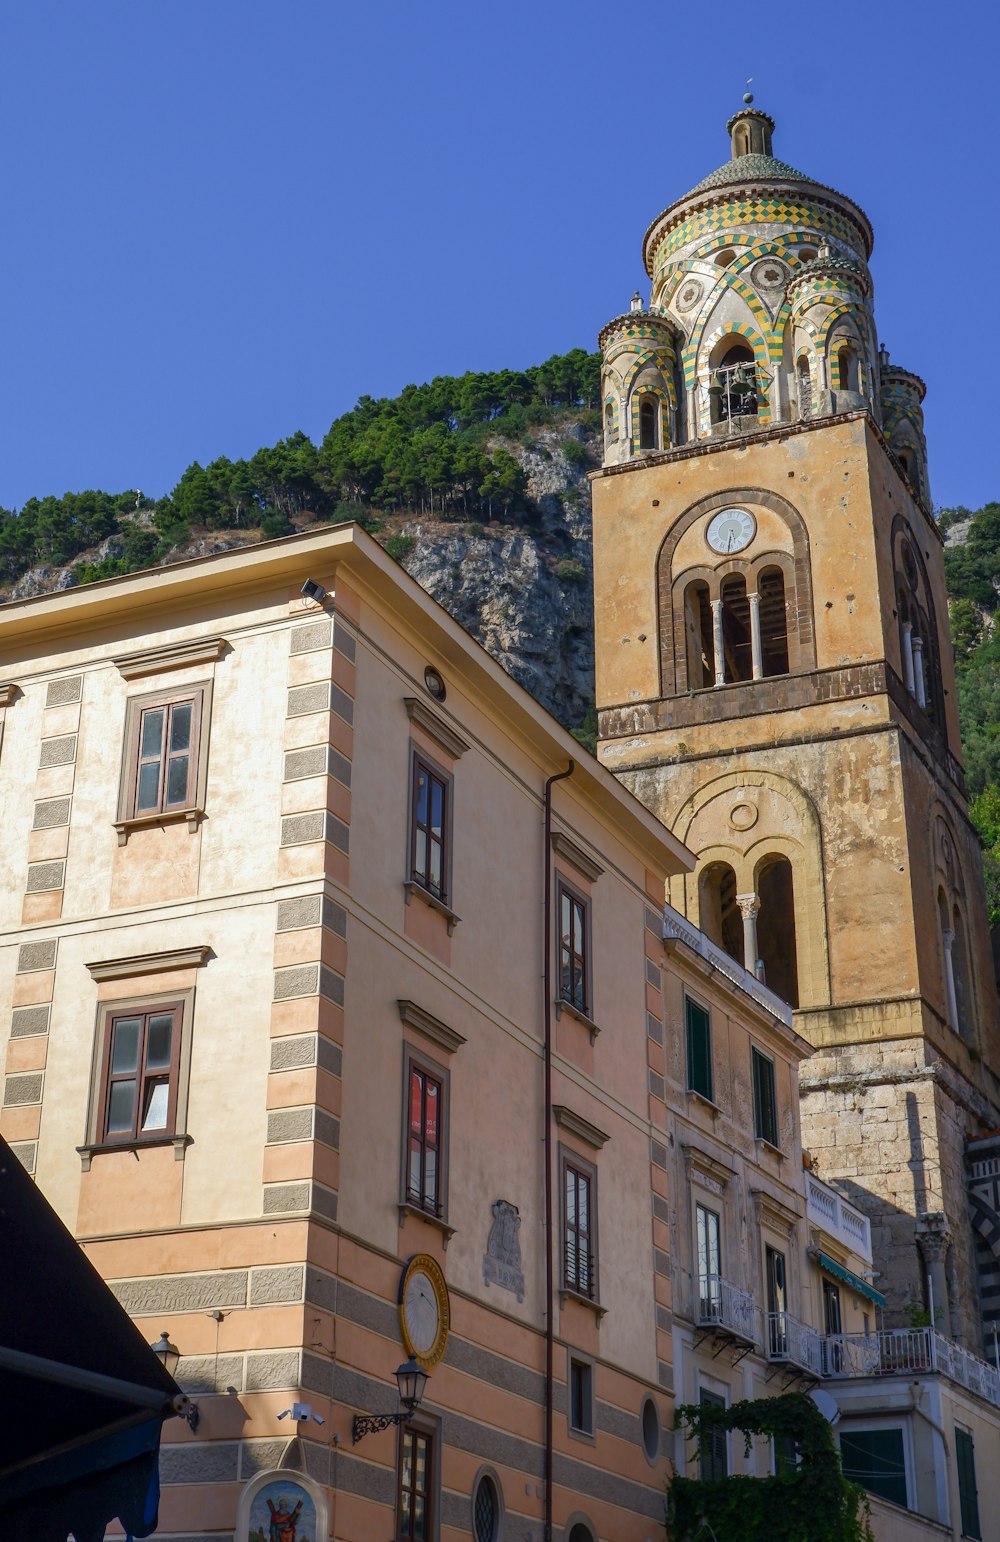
<box><xmin>706</xmin><ymin>507</ymin><xmax>757</xmax><ymax>554</ymax></box>
<box><xmin>399</xmin><ymin>1253</ymin><xmax>450</xmax><ymax>1368</ymax></box>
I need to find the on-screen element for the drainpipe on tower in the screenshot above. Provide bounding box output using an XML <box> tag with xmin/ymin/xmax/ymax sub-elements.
<box><xmin>543</xmin><ymin>760</ymin><xmax>574</xmax><ymax>1542</ymax></box>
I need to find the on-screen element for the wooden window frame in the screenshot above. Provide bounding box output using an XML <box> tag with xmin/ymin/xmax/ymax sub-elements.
<box><xmin>83</xmin><ymin>988</ymin><xmax>196</xmax><ymax>1162</ymax></box>
<box><xmin>400</xmin><ymin>1044</ymin><xmax>451</xmax><ymax>1228</ymax></box>
<box><xmin>396</xmin><ymin>1414</ymin><xmax>440</xmax><ymax>1542</ymax></box>
<box><xmin>685</xmin><ymin>995</ymin><xmax>713</xmax><ymax>1102</ymax></box>
<box><xmin>560</xmin><ymin>1146</ymin><xmax>599</xmax><ymax>1304</ymax></box>
<box><xmin>751</xmin><ymin>1044</ymin><xmax>779</xmax><ymax>1148</ymax></box>
<box><xmin>116</xmin><ymin>681</ymin><xmax>212</xmax><ymax>842</ymax></box>
<box><xmin>408</xmin><ymin>748</ymin><xmax>453</xmax><ymax>907</ymax></box>
<box><xmin>698</xmin><ymin>1387</ymin><xmax>728</xmax><ymax>1481</ymax></box>
<box><xmin>557</xmin><ymin>879</ymin><xmax>591</xmax><ymax>1021</ymax></box>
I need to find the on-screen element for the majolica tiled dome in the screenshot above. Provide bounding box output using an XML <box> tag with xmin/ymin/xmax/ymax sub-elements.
<box><xmin>690</xmin><ymin>153</ymin><xmax>810</xmax><ymax>193</ymax></box>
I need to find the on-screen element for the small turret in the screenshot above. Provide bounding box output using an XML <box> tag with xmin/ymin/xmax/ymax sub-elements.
<box><xmin>726</xmin><ymin>99</ymin><xmax>775</xmax><ymax>159</ymax></box>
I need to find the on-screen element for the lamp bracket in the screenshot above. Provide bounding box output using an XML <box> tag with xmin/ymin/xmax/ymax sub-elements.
<box><xmin>352</xmin><ymin>1410</ymin><xmax>407</xmax><ymax>1444</ymax></box>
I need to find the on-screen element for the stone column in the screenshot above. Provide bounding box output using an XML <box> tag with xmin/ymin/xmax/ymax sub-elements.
<box><xmin>941</xmin><ymin>927</ymin><xmax>960</xmax><ymax>1032</ymax></box>
<box><xmin>736</xmin><ymin>893</ymin><xmax>761</xmax><ymax>977</ymax></box>
<box><xmin>711</xmin><ymin>598</ymin><xmax>725</xmax><ymax>688</ymax></box>
<box><xmin>912</xmin><ymin>636</ymin><xmax>927</xmax><ymax>708</ymax></box>
<box><xmin>749</xmin><ymin>591</ymin><xmax>763</xmax><ymax>680</ymax></box>
<box><xmin>916</xmin><ymin>1214</ymin><xmax>952</xmax><ymax>1340</ymax></box>
<box><xmin>902</xmin><ymin>623</ymin><xmax>915</xmax><ymax>694</ymax></box>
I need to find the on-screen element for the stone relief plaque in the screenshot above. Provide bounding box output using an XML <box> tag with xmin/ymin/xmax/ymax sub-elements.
<box><xmin>483</xmin><ymin>1198</ymin><xmax>525</xmax><ymax>1302</ymax></box>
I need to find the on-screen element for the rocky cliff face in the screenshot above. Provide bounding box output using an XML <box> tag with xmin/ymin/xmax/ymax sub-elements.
<box><xmin>398</xmin><ymin>422</ymin><xmax>597</xmax><ymax>730</ymax></box>
<box><xmin>2</xmin><ymin>419</ymin><xmax>600</xmax><ymax>735</ymax></box>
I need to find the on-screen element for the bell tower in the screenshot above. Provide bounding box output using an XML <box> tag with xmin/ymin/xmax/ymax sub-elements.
<box><xmin>592</xmin><ymin>104</ymin><xmax>1000</xmax><ymax>1347</ymax></box>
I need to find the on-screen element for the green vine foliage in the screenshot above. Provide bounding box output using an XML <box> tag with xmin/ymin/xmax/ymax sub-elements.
<box><xmin>666</xmin><ymin>1393</ymin><xmax>873</xmax><ymax>1542</ymax></box>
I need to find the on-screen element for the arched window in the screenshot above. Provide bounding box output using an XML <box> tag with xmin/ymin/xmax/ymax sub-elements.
<box><xmin>953</xmin><ymin>905</ymin><xmax>974</xmax><ymax>1037</ymax></box>
<box><xmin>712</xmin><ymin>343</ymin><xmax>758</xmax><ymax>424</ymax></box>
<box><xmin>568</xmin><ymin>1526</ymin><xmax>596</xmax><ymax>1542</ymax></box>
<box><xmin>837</xmin><ymin>346</ymin><xmax>854</xmax><ymax>392</ymax></box>
<box><xmin>797</xmin><ymin>356</ymin><xmax>812</xmax><ymax>420</ymax></box>
<box><xmin>758</xmin><ymin>567</ymin><xmax>789</xmax><ymax>676</ymax></box>
<box><xmin>756</xmin><ymin>857</ymin><xmax>799</xmax><ymax>1007</ymax></box>
<box><xmin>895</xmin><ymin>533</ymin><xmax>943</xmax><ymax>725</ymax></box>
<box><xmin>684</xmin><ymin>580</ymin><xmax>714</xmax><ymax>688</ymax></box>
<box><xmin>700</xmin><ymin>862</ymin><xmax>744</xmax><ymax>966</ymax></box>
<box><xmin>720</xmin><ymin>574</ymin><xmax>752</xmax><ymax>683</ymax></box>
<box><xmin>639</xmin><ymin>397</ymin><xmax>657</xmax><ymax>450</ymax></box>
<box><xmin>604</xmin><ymin>402</ymin><xmax>616</xmax><ymax>442</ymax></box>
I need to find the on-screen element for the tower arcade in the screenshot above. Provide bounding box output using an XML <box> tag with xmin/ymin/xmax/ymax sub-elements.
<box><xmin>592</xmin><ymin>105</ymin><xmax>1000</xmax><ymax>1349</ymax></box>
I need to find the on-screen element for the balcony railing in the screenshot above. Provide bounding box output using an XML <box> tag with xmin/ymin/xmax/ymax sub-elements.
<box><xmin>662</xmin><ymin>903</ymin><xmax>792</xmax><ymax>1026</ymax></box>
<box><xmin>697</xmin><ymin>1274</ymin><xmax>758</xmax><ymax>1346</ymax></box>
<box><xmin>805</xmin><ymin>1173</ymin><xmax>872</xmax><ymax>1261</ymax></box>
<box><xmin>822</xmin><ymin>1328</ymin><xmax>1000</xmax><ymax>1409</ymax></box>
<box><xmin>767</xmin><ymin>1311</ymin><xmax>824</xmax><ymax>1377</ymax></box>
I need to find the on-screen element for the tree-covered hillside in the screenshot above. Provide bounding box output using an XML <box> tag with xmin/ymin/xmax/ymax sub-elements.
<box><xmin>0</xmin><ymin>349</ymin><xmax>600</xmax><ymax>592</ymax></box>
<box><xmin>943</xmin><ymin>502</ymin><xmax>1000</xmax><ymax>922</ymax></box>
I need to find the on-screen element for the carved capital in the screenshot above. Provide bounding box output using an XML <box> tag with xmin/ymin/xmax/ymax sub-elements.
<box><xmin>736</xmin><ymin>892</ymin><xmax>760</xmax><ymax>921</ymax></box>
<box><xmin>915</xmin><ymin>1212</ymin><xmax>950</xmax><ymax>1262</ymax></box>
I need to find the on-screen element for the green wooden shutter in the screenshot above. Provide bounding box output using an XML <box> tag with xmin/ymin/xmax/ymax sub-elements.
<box><xmin>956</xmin><ymin>1427</ymin><xmax>981</xmax><ymax>1539</ymax></box>
<box><xmin>752</xmin><ymin>1047</ymin><xmax>778</xmax><ymax>1146</ymax></box>
<box><xmin>685</xmin><ymin>998</ymin><xmax>712</xmax><ymax>1100</ymax></box>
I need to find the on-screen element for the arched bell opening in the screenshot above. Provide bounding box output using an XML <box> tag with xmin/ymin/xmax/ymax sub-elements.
<box><xmin>684</xmin><ymin>579</ymin><xmax>715</xmax><ymax>689</ymax></box>
<box><xmin>758</xmin><ymin>566</ymin><xmax>789</xmax><ymax>676</ymax></box>
<box><xmin>756</xmin><ymin>856</ymin><xmax>800</xmax><ymax>1007</ymax></box>
<box><xmin>699</xmin><ymin>862</ymin><xmax>744</xmax><ymax>966</ymax></box>
<box><xmin>720</xmin><ymin>573</ymin><xmax>753</xmax><ymax>683</ymax></box>
<box><xmin>710</xmin><ymin>342</ymin><xmax>758</xmax><ymax>425</ymax></box>
<box><xmin>604</xmin><ymin>401</ymin><xmax>616</xmax><ymax>445</ymax></box>
<box><xmin>796</xmin><ymin>355</ymin><xmax>813</xmax><ymax>421</ymax></box>
<box><xmin>639</xmin><ymin>397</ymin><xmax>658</xmax><ymax>451</ymax></box>
<box><xmin>953</xmin><ymin>904</ymin><xmax>974</xmax><ymax>1038</ymax></box>
<box><xmin>836</xmin><ymin>345</ymin><xmax>858</xmax><ymax>393</ymax></box>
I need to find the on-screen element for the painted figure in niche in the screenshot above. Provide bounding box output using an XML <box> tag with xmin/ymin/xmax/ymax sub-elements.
<box><xmin>247</xmin><ymin>1480</ymin><xmax>315</xmax><ymax>1542</ymax></box>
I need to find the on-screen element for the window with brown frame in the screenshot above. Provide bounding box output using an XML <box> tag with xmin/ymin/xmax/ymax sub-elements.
<box><xmin>97</xmin><ymin>1001</ymin><xmax>182</xmax><ymax>1144</ymax></box>
<box><xmin>406</xmin><ymin>1062</ymin><xmax>443</xmax><ymax>1216</ymax></box>
<box><xmin>410</xmin><ymin>753</ymin><xmax>450</xmax><ymax>902</ymax></box>
<box><xmin>563</xmin><ymin>1157</ymin><xmax>597</xmax><ymax>1300</ymax></box>
<box><xmin>120</xmin><ymin>685</ymin><xmax>208</xmax><ymax>824</ymax></box>
<box><xmin>558</xmin><ymin>882</ymin><xmax>590</xmax><ymax>1017</ymax></box>
<box><xmin>398</xmin><ymin>1424</ymin><xmax>435</xmax><ymax>1542</ymax></box>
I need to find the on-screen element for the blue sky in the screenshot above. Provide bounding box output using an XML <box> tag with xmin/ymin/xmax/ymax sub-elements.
<box><xmin>0</xmin><ymin>1</ymin><xmax>993</xmax><ymax>511</ymax></box>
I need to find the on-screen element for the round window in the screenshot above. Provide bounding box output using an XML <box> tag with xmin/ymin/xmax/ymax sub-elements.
<box><xmin>424</xmin><ymin>666</ymin><xmax>446</xmax><ymax>701</ymax></box>
<box><xmin>473</xmin><ymin>1473</ymin><xmax>499</xmax><ymax>1542</ymax></box>
<box><xmin>641</xmin><ymin>1396</ymin><xmax>660</xmax><ymax>1462</ymax></box>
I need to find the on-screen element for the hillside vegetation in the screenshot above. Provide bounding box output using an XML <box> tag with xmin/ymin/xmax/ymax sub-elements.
<box><xmin>0</xmin><ymin>349</ymin><xmax>600</xmax><ymax>592</ymax></box>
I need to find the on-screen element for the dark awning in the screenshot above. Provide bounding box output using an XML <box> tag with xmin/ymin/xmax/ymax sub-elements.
<box><xmin>0</xmin><ymin>1138</ymin><xmax>180</xmax><ymax>1541</ymax></box>
<box><xmin>816</xmin><ymin>1249</ymin><xmax>887</xmax><ymax>1308</ymax></box>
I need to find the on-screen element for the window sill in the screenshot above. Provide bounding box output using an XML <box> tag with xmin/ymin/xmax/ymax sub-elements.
<box><xmin>559</xmin><ymin>1287</ymin><xmax>607</xmax><ymax>1320</ymax></box>
<box><xmin>687</xmin><ymin>1088</ymin><xmax>719</xmax><ymax>1115</ymax></box>
<box><xmin>555</xmin><ymin>998</ymin><xmax>600</xmax><ymax>1043</ymax></box>
<box><xmin>398</xmin><ymin>1201</ymin><xmax>456</xmax><ymax>1248</ymax></box>
<box><xmin>403</xmin><ymin>881</ymin><xmax>461</xmax><ymax>935</ymax></box>
<box><xmin>755</xmin><ymin>1137</ymin><xmax>783</xmax><ymax>1160</ymax></box>
<box><xmin>114</xmin><ymin>808</ymin><xmax>204</xmax><ymax>847</ymax></box>
<box><xmin>77</xmin><ymin>1133</ymin><xmax>192</xmax><ymax>1172</ymax></box>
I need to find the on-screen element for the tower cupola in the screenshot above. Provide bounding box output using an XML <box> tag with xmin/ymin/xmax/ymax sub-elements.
<box><xmin>726</xmin><ymin>103</ymin><xmax>774</xmax><ymax>159</ymax></box>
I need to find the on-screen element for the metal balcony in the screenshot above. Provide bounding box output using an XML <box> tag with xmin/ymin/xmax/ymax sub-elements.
<box><xmin>696</xmin><ymin>1274</ymin><xmax>759</xmax><ymax>1348</ymax></box>
<box><xmin>767</xmin><ymin>1310</ymin><xmax>824</xmax><ymax>1377</ymax></box>
<box><xmin>821</xmin><ymin>1328</ymin><xmax>1000</xmax><ymax>1409</ymax></box>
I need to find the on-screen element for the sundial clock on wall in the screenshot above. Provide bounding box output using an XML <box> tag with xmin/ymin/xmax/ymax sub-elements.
<box><xmin>399</xmin><ymin>1253</ymin><xmax>450</xmax><ymax>1369</ymax></box>
<box><xmin>706</xmin><ymin>506</ymin><xmax>757</xmax><ymax>554</ymax></box>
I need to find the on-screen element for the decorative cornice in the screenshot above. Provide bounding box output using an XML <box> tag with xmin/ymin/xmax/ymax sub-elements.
<box><xmin>397</xmin><ymin>1000</ymin><xmax>466</xmax><ymax>1055</ymax></box>
<box><xmin>403</xmin><ymin>697</ymin><xmax>470</xmax><ymax>759</ymax></box>
<box><xmin>681</xmin><ymin>1143</ymin><xmax>734</xmax><ymax>1188</ymax></box>
<box><xmin>597</xmin><ymin>309</ymin><xmax>678</xmax><ymax>352</ymax></box>
<box><xmin>113</xmin><ymin>636</ymin><xmax>228</xmax><ymax>680</ymax></box>
<box><xmin>750</xmin><ymin>1187</ymin><xmax>800</xmax><ymax>1234</ymax></box>
<box><xmin>553</xmin><ymin>1105</ymin><xmax>610</xmax><ymax>1150</ymax></box>
<box><xmin>550</xmin><ymin>831</ymin><xmax>603</xmax><ymax>884</ymax></box>
<box><xmin>85</xmin><ymin>945</ymin><xmax>214</xmax><ymax>981</ymax></box>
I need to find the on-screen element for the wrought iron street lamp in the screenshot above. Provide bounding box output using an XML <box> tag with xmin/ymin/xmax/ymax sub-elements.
<box><xmin>351</xmin><ymin>1357</ymin><xmax>429</xmax><ymax>1444</ymax></box>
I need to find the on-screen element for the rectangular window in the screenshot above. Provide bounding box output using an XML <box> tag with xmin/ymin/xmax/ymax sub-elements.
<box><xmin>696</xmin><ymin>1202</ymin><xmax>721</xmax><ymax>1320</ymax></box>
<box><xmin>765</xmin><ymin>1244</ymin><xmax>787</xmax><ymax>1357</ymax></box>
<box><xmin>98</xmin><ymin>1002</ymin><xmax>182</xmax><ymax>1144</ymax></box>
<box><xmin>956</xmin><ymin>1427</ymin><xmax>982</xmax><ymax>1539</ymax></box>
<box><xmin>686</xmin><ymin>997</ymin><xmax>713</xmax><ymax>1101</ymax></box>
<box><xmin>823</xmin><ymin>1278</ymin><xmax>844</xmax><ymax>1374</ymax></box>
<box><xmin>752</xmin><ymin>1046</ymin><xmax>778</xmax><ymax>1146</ymax></box>
<box><xmin>398</xmin><ymin>1425</ymin><xmax>434</xmax><ymax>1542</ymax></box>
<box><xmin>839</xmin><ymin>1428</ymin><xmax>907</xmax><ymax>1509</ymax></box>
<box><xmin>569</xmin><ymin>1356</ymin><xmax>594</xmax><ymax>1436</ymax></box>
<box><xmin>407</xmin><ymin>1064</ymin><xmax>443</xmax><ymax>1216</ymax></box>
<box><xmin>563</xmin><ymin>1159</ymin><xmax>596</xmax><ymax>1299</ymax></box>
<box><xmin>121</xmin><ymin>687</ymin><xmax>206</xmax><ymax>823</ymax></box>
<box><xmin>410</xmin><ymin>754</ymin><xmax>449</xmax><ymax>901</ymax></box>
<box><xmin>698</xmin><ymin>1388</ymin><xmax>728</xmax><ymax>1481</ymax></box>
<box><xmin>558</xmin><ymin>882</ymin><xmax>590</xmax><ymax>1017</ymax></box>
<box><xmin>773</xmin><ymin>1430</ymin><xmax>799</xmax><ymax>1475</ymax></box>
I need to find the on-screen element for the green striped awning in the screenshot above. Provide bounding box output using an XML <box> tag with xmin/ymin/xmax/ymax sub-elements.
<box><xmin>817</xmin><ymin>1251</ymin><xmax>886</xmax><ymax>1308</ymax></box>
